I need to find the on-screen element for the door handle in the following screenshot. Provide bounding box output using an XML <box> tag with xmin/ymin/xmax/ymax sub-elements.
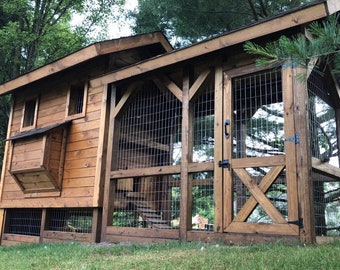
<box><xmin>224</xmin><ymin>119</ymin><xmax>230</xmax><ymax>139</ymax></box>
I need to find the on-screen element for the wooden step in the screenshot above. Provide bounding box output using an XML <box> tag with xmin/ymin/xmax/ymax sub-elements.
<box><xmin>152</xmin><ymin>223</ymin><xmax>172</xmax><ymax>229</ymax></box>
<box><xmin>137</xmin><ymin>208</ymin><xmax>158</xmax><ymax>213</ymax></box>
<box><xmin>147</xmin><ymin>218</ymin><xmax>168</xmax><ymax>224</ymax></box>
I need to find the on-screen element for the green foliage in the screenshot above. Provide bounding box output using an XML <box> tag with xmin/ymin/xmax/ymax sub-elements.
<box><xmin>130</xmin><ymin>0</ymin><xmax>312</xmax><ymax>47</ymax></box>
<box><xmin>244</xmin><ymin>14</ymin><xmax>340</xmax><ymax>73</ymax></box>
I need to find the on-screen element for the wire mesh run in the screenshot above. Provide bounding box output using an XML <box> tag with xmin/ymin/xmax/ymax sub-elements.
<box><xmin>191</xmin><ymin>171</ymin><xmax>214</xmax><ymax>230</ymax></box>
<box><xmin>115</xmin><ymin>83</ymin><xmax>182</xmax><ymax>169</ymax></box>
<box><xmin>192</xmin><ymin>80</ymin><xmax>215</xmax><ymax>162</ymax></box>
<box><xmin>112</xmin><ymin>174</ymin><xmax>180</xmax><ymax>229</ymax></box>
<box><xmin>5</xmin><ymin>208</ymin><xmax>42</xmax><ymax>236</ymax></box>
<box><xmin>308</xmin><ymin>70</ymin><xmax>339</xmax><ymax>236</ymax></box>
<box><xmin>47</xmin><ymin>208</ymin><xmax>93</xmax><ymax>233</ymax></box>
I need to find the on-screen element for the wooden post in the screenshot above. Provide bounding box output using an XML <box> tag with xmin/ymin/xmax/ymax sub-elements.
<box><xmin>223</xmin><ymin>72</ymin><xmax>234</xmax><ymax>229</ymax></box>
<box><xmin>282</xmin><ymin>65</ymin><xmax>299</xmax><ymax>235</ymax></box>
<box><xmin>40</xmin><ymin>209</ymin><xmax>47</xmax><ymax>243</ymax></box>
<box><xmin>101</xmin><ymin>85</ymin><xmax>116</xmax><ymax>242</ymax></box>
<box><xmin>214</xmin><ymin>64</ymin><xmax>224</xmax><ymax>232</ymax></box>
<box><xmin>0</xmin><ymin>209</ymin><xmax>5</xmax><ymax>245</ymax></box>
<box><xmin>179</xmin><ymin>69</ymin><xmax>191</xmax><ymax>240</ymax></box>
<box><xmin>293</xmin><ymin>66</ymin><xmax>315</xmax><ymax>243</ymax></box>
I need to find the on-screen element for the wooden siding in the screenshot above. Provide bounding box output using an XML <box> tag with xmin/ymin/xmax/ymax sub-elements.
<box><xmin>0</xmin><ymin>81</ymin><xmax>105</xmax><ymax>208</ymax></box>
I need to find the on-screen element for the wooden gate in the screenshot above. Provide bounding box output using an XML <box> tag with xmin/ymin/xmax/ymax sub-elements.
<box><xmin>222</xmin><ymin>66</ymin><xmax>300</xmax><ymax>236</ymax></box>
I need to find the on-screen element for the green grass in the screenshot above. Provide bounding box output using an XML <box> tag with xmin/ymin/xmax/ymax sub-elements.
<box><xmin>0</xmin><ymin>240</ymin><xmax>339</xmax><ymax>270</ymax></box>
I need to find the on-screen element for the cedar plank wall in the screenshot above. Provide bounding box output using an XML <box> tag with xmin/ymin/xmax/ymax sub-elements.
<box><xmin>0</xmin><ymin>71</ymin><xmax>104</xmax><ymax>208</ymax></box>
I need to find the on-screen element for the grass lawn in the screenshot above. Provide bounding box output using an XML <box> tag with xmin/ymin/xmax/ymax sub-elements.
<box><xmin>0</xmin><ymin>240</ymin><xmax>339</xmax><ymax>269</ymax></box>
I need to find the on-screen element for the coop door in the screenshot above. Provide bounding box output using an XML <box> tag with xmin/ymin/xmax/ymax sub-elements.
<box><xmin>222</xmin><ymin>67</ymin><xmax>299</xmax><ymax>236</ymax></box>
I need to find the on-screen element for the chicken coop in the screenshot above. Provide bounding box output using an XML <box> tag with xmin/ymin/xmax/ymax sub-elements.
<box><xmin>0</xmin><ymin>0</ymin><xmax>339</xmax><ymax>246</ymax></box>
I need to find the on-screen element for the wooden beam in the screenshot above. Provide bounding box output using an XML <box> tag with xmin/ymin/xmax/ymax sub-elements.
<box><xmin>282</xmin><ymin>65</ymin><xmax>299</xmax><ymax>232</ymax></box>
<box><xmin>112</xmin><ymin>83</ymin><xmax>134</xmax><ymax>118</ymax></box>
<box><xmin>100</xmin><ymin>86</ymin><xmax>117</xmax><ymax>242</ymax></box>
<box><xmin>293</xmin><ymin>66</ymin><xmax>315</xmax><ymax>243</ymax></box>
<box><xmin>213</xmin><ymin>64</ymin><xmax>223</xmax><ymax>233</ymax></box>
<box><xmin>233</xmin><ymin>165</ymin><xmax>285</xmax><ymax>222</ymax></box>
<box><xmin>93</xmin><ymin>85</ymin><xmax>109</xmax><ymax>207</ymax></box>
<box><xmin>189</xmin><ymin>68</ymin><xmax>212</xmax><ymax>101</ymax></box>
<box><xmin>0</xmin><ymin>97</ymin><xmax>14</xmax><ymax>201</ymax></box>
<box><xmin>179</xmin><ymin>70</ymin><xmax>189</xmax><ymax>240</ymax></box>
<box><xmin>153</xmin><ymin>76</ymin><xmax>182</xmax><ymax>101</ymax></box>
<box><xmin>110</xmin><ymin>162</ymin><xmax>213</xmax><ymax>179</ymax></box>
<box><xmin>234</xmin><ymin>168</ymin><xmax>287</xmax><ymax>224</ymax></box>
<box><xmin>312</xmin><ymin>157</ymin><xmax>340</xmax><ymax>180</ymax></box>
<box><xmin>223</xmin><ymin>72</ymin><xmax>234</xmax><ymax>229</ymax></box>
<box><xmin>90</xmin><ymin>3</ymin><xmax>330</xmax><ymax>88</ymax></box>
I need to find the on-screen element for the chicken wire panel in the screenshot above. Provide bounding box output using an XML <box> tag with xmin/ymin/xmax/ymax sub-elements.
<box><xmin>6</xmin><ymin>208</ymin><xmax>42</xmax><ymax>236</ymax></box>
<box><xmin>313</xmin><ymin>177</ymin><xmax>340</xmax><ymax>236</ymax></box>
<box><xmin>191</xmin><ymin>171</ymin><xmax>214</xmax><ymax>231</ymax></box>
<box><xmin>232</xmin><ymin>69</ymin><xmax>284</xmax><ymax>158</ymax></box>
<box><xmin>192</xmin><ymin>81</ymin><xmax>215</xmax><ymax>162</ymax></box>
<box><xmin>308</xmin><ymin>70</ymin><xmax>338</xmax><ymax>163</ymax></box>
<box><xmin>115</xmin><ymin>83</ymin><xmax>182</xmax><ymax>169</ymax></box>
<box><xmin>233</xmin><ymin>167</ymin><xmax>287</xmax><ymax>223</ymax></box>
<box><xmin>112</xmin><ymin>174</ymin><xmax>180</xmax><ymax>229</ymax></box>
<box><xmin>46</xmin><ymin>208</ymin><xmax>93</xmax><ymax>233</ymax></box>
<box><xmin>308</xmin><ymin>70</ymin><xmax>339</xmax><ymax>237</ymax></box>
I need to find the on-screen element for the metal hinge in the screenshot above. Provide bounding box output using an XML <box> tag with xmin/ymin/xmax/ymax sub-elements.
<box><xmin>285</xmin><ymin>134</ymin><xmax>300</xmax><ymax>144</ymax></box>
<box><xmin>288</xmin><ymin>218</ymin><xmax>303</xmax><ymax>229</ymax></box>
<box><xmin>218</xmin><ymin>159</ymin><xmax>230</xmax><ymax>169</ymax></box>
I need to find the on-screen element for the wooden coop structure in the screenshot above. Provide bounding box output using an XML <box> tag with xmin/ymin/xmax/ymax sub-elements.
<box><xmin>0</xmin><ymin>0</ymin><xmax>339</xmax><ymax>246</ymax></box>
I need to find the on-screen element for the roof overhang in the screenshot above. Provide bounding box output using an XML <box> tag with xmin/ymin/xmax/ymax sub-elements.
<box><xmin>0</xmin><ymin>31</ymin><xmax>172</xmax><ymax>96</ymax></box>
<box><xmin>90</xmin><ymin>0</ymin><xmax>339</xmax><ymax>88</ymax></box>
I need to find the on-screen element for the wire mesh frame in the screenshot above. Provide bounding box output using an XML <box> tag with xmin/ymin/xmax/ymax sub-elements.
<box><xmin>5</xmin><ymin>208</ymin><xmax>42</xmax><ymax>236</ymax></box>
<box><xmin>46</xmin><ymin>208</ymin><xmax>93</xmax><ymax>233</ymax></box>
<box><xmin>115</xmin><ymin>83</ymin><xmax>182</xmax><ymax>169</ymax></box>
<box><xmin>191</xmin><ymin>82</ymin><xmax>215</xmax><ymax>230</ymax></box>
<box><xmin>231</xmin><ymin>69</ymin><xmax>288</xmax><ymax>223</ymax></box>
<box><xmin>308</xmin><ymin>70</ymin><xmax>340</xmax><ymax>236</ymax></box>
<box><xmin>111</xmin><ymin>83</ymin><xmax>182</xmax><ymax>229</ymax></box>
<box><xmin>112</xmin><ymin>174</ymin><xmax>181</xmax><ymax>229</ymax></box>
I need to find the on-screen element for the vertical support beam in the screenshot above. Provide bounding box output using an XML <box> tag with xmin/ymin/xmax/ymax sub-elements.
<box><xmin>0</xmin><ymin>96</ymin><xmax>14</xmax><ymax>201</ymax></box>
<box><xmin>223</xmin><ymin>72</ymin><xmax>234</xmax><ymax>229</ymax></box>
<box><xmin>101</xmin><ymin>85</ymin><xmax>117</xmax><ymax>242</ymax></box>
<box><xmin>40</xmin><ymin>209</ymin><xmax>46</xmax><ymax>243</ymax></box>
<box><xmin>0</xmin><ymin>209</ymin><xmax>4</xmax><ymax>245</ymax></box>
<box><xmin>293</xmin><ymin>66</ymin><xmax>315</xmax><ymax>243</ymax></box>
<box><xmin>282</xmin><ymin>66</ymin><xmax>299</xmax><ymax>234</ymax></box>
<box><xmin>214</xmin><ymin>64</ymin><xmax>223</xmax><ymax>232</ymax></box>
<box><xmin>92</xmin><ymin>208</ymin><xmax>102</xmax><ymax>243</ymax></box>
<box><xmin>180</xmin><ymin>69</ymin><xmax>190</xmax><ymax>240</ymax></box>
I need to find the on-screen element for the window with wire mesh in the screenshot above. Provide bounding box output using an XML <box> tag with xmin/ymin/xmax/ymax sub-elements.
<box><xmin>22</xmin><ymin>98</ymin><xmax>38</xmax><ymax>128</ymax></box>
<box><xmin>231</xmin><ymin>69</ymin><xmax>287</xmax><ymax>223</ymax></box>
<box><xmin>46</xmin><ymin>208</ymin><xmax>93</xmax><ymax>233</ymax></box>
<box><xmin>68</xmin><ymin>84</ymin><xmax>85</xmax><ymax>116</ymax></box>
<box><xmin>5</xmin><ymin>208</ymin><xmax>42</xmax><ymax>236</ymax></box>
<box><xmin>191</xmin><ymin>171</ymin><xmax>214</xmax><ymax>230</ymax></box>
<box><xmin>112</xmin><ymin>174</ymin><xmax>180</xmax><ymax>229</ymax></box>
<box><xmin>308</xmin><ymin>70</ymin><xmax>339</xmax><ymax>236</ymax></box>
<box><xmin>115</xmin><ymin>83</ymin><xmax>182</xmax><ymax>169</ymax></box>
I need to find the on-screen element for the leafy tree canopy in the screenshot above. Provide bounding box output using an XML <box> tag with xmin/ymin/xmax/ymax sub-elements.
<box><xmin>129</xmin><ymin>0</ymin><xmax>312</xmax><ymax>47</ymax></box>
